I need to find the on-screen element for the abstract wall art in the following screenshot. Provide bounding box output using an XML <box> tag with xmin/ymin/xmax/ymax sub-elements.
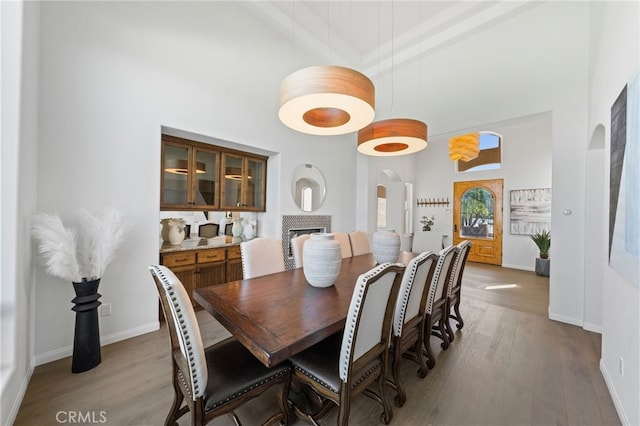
<box><xmin>609</xmin><ymin>70</ymin><xmax>640</xmax><ymax>288</ymax></box>
<box><xmin>509</xmin><ymin>188</ymin><xmax>552</xmax><ymax>235</ymax></box>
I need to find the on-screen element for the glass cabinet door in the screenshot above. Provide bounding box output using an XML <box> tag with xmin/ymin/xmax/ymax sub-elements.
<box><xmin>245</xmin><ymin>158</ymin><xmax>265</xmax><ymax>209</ymax></box>
<box><xmin>192</xmin><ymin>149</ymin><xmax>218</xmax><ymax>209</ymax></box>
<box><xmin>162</xmin><ymin>143</ymin><xmax>190</xmax><ymax>206</ymax></box>
<box><xmin>221</xmin><ymin>154</ymin><xmax>244</xmax><ymax>209</ymax></box>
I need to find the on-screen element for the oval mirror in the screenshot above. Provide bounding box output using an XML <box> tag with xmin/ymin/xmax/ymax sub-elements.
<box><xmin>290</xmin><ymin>164</ymin><xmax>326</xmax><ymax>212</ymax></box>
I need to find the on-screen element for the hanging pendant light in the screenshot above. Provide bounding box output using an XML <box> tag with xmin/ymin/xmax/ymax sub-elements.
<box><xmin>448</xmin><ymin>132</ymin><xmax>480</xmax><ymax>161</ymax></box>
<box><xmin>279</xmin><ymin>65</ymin><xmax>375</xmax><ymax>135</ymax></box>
<box><xmin>357</xmin><ymin>118</ymin><xmax>427</xmax><ymax>156</ymax></box>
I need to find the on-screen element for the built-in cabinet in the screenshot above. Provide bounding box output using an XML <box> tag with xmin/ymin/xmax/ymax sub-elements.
<box><xmin>160</xmin><ymin>246</ymin><xmax>243</xmax><ymax>308</ymax></box>
<box><xmin>161</xmin><ymin>135</ymin><xmax>267</xmax><ymax>212</ymax></box>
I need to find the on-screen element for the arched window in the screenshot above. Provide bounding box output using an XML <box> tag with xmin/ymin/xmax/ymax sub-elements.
<box><xmin>457</xmin><ymin>132</ymin><xmax>502</xmax><ymax>172</ymax></box>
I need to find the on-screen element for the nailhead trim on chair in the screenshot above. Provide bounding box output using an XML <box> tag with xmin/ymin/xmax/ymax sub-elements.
<box><xmin>426</xmin><ymin>247</ymin><xmax>455</xmax><ymax>315</ymax></box>
<box><xmin>293</xmin><ymin>363</ymin><xmax>380</xmax><ymax>394</ymax></box>
<box><xmin>447</xmin><ymin>241</ymin><xmax>471</xmax><ymax>297</ymax></box>
<box><xmin>152</xmin><ymin>265</ymin><xmax>206</xmax><ymax>399</ymax></box>
<box><xmin>206</xmin><ymin>369</ymin><xmax>289</xmax><ymax>412</ymax></box>
<box><xmin>393</xmin><ymin>252</ymin><xmax>431</xmax><ymax>337</ymax></box>
<box><xmin>339</xmin><ymin>262</ymin><xmax>392</xmax><ymax>382</ymax></box>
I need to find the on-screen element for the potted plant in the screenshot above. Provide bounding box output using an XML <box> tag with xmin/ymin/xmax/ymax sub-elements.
<box><xmin>531</xmin><ymin>230</ymin><xmax>550</xmax><ymax>276</ymax></box>
<box><xmin>420</xmin><ymin>215</ymin><xmax>435</xmax><ymax>231</ymax></box>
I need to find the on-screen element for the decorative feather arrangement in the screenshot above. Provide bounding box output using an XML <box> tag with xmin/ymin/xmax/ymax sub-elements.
<box><xmin>32</xmin><ymin>209</ymin><xmax>129</xmax><ymax>283</ymax></box>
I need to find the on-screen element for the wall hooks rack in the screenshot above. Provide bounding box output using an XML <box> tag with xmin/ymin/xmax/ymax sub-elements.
<box><xmin>417</xmin><ymin>198</ymin><xmax>450</xmax><ymax>207</ymax></box>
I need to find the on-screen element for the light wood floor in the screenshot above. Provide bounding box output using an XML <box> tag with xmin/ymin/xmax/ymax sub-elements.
<box><xmin>15</xmin><ymin>263</ymin><xmax>620</xmax><ymax>426</ymax></box>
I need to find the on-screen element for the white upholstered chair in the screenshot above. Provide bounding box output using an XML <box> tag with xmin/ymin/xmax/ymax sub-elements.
<box><xmin>332</xmin><ymin>232</ymin><xmax>353</xmax><ymax>258</ymax></box>
<box><xmin>445</xmin><ymin>240</ymin><xmax>472</xmax><ymax>342</ymax></box>
<box><xmin>424</xmin><ymin>245</ymin><xmax>458</xmax><ymax>368</ymax></box>
<box><xmin>288</xmin><ymin>263</ymin><xmax>405</xmax><ymax>426</ymax></box>
<box><xmin>148</xmin><ymin>265</ymin><xmax>291</xmax><ymax>425</ymax></box>
<box><xmin>290</xmin><ymin>234</ymin><xmax>310</xmax><ymax>268</ymax></box>
<box><xmin>389</xmin><ymin>251</ymin><xmax>438</xmax><ymax>406</ymax></box>
<box><xmin>240</xmin><ymin>238</ymin><xmax>286</xmax><ymax>279</ymax></box>
<box><xmin>349</xmin><ymin>230</ymin><xmax>371</xmax><ymax>256</ymax></box>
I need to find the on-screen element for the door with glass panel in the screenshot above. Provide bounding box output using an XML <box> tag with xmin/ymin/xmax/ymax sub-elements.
<box><xmin>453</xmin><ymin>179</ymin><xmax>503</xmax><ymax>265</ymax></box>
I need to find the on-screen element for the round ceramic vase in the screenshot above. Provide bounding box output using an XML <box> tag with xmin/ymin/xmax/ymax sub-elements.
<box><xmin>232</xmin><ymin>218</ymin><xmax>244</xmax><ymax>237</ymax></box>
<box><xmin>372</xmin><ymin>228</ymin><xmax>401</xmax><ymax>264</ymax></box>
<box><xmin>302</xmin><ymin>233</ymin><xmax>342</xmax><ymax>287</ymax></box>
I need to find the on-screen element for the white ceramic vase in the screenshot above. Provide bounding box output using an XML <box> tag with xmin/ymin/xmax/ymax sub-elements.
<box><xmin>302</xmin><ymin>233</ymin><xmax>342</xmax><ymax>287</ymax></box>
<box><xmin>372</xmin><ymin>228</ymin><xmax>401</xmax><ymax>264</ymax></box>
<box><xmin>232</xmin><ymin>218</ymin><xmax>244</xmax><ymax>237</ymax></box>
<box><xmin>168</xmin><ymin>220</ymin><xmax>186</xmax><ymax>245</ymax></box>
<box><xmin>243</xmin><ymin>219</ymin><xmax>256</xmax><ymax>240</ymax></box>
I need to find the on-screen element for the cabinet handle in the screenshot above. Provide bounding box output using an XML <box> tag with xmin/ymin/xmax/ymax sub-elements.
<box><xmin>176</xmin><ymin>257</ymin><xmax>189</xmax><ymax>262</ymax></box>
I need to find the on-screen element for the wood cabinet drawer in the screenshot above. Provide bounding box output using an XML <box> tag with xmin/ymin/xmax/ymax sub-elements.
<box><xmin>227</xmin><ymin>245</ymin><xmax>241</xmax><ymax>260</ymax></box>
<box><xmin>197</xmin><ymin>248</ymin><xmax>225</xmax><ymax>263</ymax></box>
<box><xmin>162</xmin><ymin>252</ymin><xmax>196</xmax><ymax>267</ymax></box>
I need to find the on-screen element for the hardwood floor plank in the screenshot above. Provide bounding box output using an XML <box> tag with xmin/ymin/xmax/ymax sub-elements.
<box><xmin>14</xmin><ymin>264</ymin><xmax>620</xmax><ymax>426</ymax></box>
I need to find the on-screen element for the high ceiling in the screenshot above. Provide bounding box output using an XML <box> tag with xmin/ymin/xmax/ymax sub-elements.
<box><xmin>242</xmin><ymin>1</ymin><xmax>541</xmax><ymax>78</ymax></box>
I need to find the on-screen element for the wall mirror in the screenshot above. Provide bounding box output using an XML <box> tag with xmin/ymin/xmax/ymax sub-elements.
<box><xmin>290</xmin><ymin>164</ymin><xmax>326</xmax><ymax>212</ymax></box>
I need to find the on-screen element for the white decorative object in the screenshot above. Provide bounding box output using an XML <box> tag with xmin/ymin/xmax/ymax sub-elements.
<box><xmin>168</xmin><ymin>219</ymin><xmax>186</xmax><ymax>245</ymax></box>
<box><xmin>243</xmin><ymin>219</ymin><xmax>256</xmax><ymax>240</ymax></box>
<box><xmin>372</xmin><ymin>228</ymin><xmax>401</xmax><ymax>264</ymax></box>
<box><xmin>302</xmin><ymin>233</ymin><xmax>341</xmax><ymax>287</ymax></box>
<box><xmin>232</xmin><ymin>217</ymin><xmax>244</xmax><ymax>237</ymax></box>
<box><xmin>219</xmin><ymin>214</ymin><xmax>231</xmax><ymax>236</ymax></box>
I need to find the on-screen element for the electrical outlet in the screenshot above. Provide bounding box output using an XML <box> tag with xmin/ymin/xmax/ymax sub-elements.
<box><xmin>618</xmin><ymin>357</ymin><xmax>624</xmax><ymax>376</ymax></box>
<box><xmin>100</xmin><ymin>303</ymin><xmax>112</xmax><ymax>317</ymax></box>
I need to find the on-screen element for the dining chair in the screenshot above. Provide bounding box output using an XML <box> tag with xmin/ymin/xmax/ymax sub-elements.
<box><xmin>148</xmin><ymin>265</ymin><xmax>291</xmax><ymax>426</ymax></box>
<box><xmin>288</xmin><ymin>263</ymin><xmax>405</xmax><ymax>426</ymax></box>
<box><xmin>349</xmin><ymin>230</ymin><xmax>371</xmax><ymax>256</ymax></box>
<box><xmin>332</xmin><ymin>232</ymin><xmax>353</xmax><ymax>258</ymax></box>
<box><xmin>240</xmin><ymin>238</ymin><xmax>286</xmax><ymax>279</ymax></box>
<box><xmin>445</xmin><ymin>240</ymin><xmax>473</xmax><ymax>343</ymax></box>
<box><xmin>423</xmin><ymin>245</ymin><xmax>458</xmax><ymax>368</ymax></box>
<box><xmin>389</xmin><ymin>251</ymin><xmax>438</xmax><ymax>407</ymax></box>
<box><xmin>290</xmin><ymin>234</ymin><xmax>310</xmax><ymax>268</ymax></box>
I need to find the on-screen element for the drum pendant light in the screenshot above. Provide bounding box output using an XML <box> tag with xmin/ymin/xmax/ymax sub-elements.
<box><xmin>448</xmin><ymin>133</ymin><xmax>480</xmax><ymax>161</ymax></box>
<box><xmin>357</xmin><ymin>118</ymin><xmax>427</xmax><ymax>156</ymax></box>
<box><xmin>279</xmin><ymin>65</ymin><xmax>375</xmax><ymax>135</ymax></box>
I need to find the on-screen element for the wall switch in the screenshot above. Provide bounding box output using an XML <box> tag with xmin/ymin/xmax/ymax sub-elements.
<box><xmin>618</xmin><ymin>357</ymin><xmax>624</xmax><ymax>376</ymax></box>
<box><xmin>100</xmin><ymin>303</ymin><xmax>112</xmax><ymax>316</ymax></box>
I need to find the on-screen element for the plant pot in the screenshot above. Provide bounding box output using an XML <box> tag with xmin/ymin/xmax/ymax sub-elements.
<box><xmin>71</xmin><ymin>278</ymin><xmax>102</xmax><ymax>373</ymax></box>
<box><xmin>372</xmin><ymin>229</ymin><xmax>401</xmax><ymax>264</ymax></box>
<box><xmin>535</xmin><ymin>258</ymin><xmax>550</xmax><ymax>277</ymax></box>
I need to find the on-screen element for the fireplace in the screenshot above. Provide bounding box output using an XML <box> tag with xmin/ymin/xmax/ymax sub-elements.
<box><xmin>282</xmin><ymin>215</ymin><xmax>331</xmax><ymax>270</ymax></box>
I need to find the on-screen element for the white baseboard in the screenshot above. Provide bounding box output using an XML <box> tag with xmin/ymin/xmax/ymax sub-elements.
<box><xmin>600</xmin><ymin>359</ymin><xmax>629</xmax><ymax>425</ymax></box>
<box><xmin>501</xmin><ymin>263</ymin><xmax>534</xmax><ymax>271</ymax></box>
<box><xmin>582</xmin><ymin>321</ymin><xmax>603</xmax><ymax>334</ymax></box>
<box><xmin>35</xmin><ymin>321</ymin><xmax>159</xmax><ymax>366</ymax></box>
<box><xmin>5</xmin><ymin>363</ymin><xmax>34</xmax><ymax>426</ymax></box>
<box><xmin>548</xmin><ymin>308</ymin><xmax>583</xmax><ymax>327</ymax></box>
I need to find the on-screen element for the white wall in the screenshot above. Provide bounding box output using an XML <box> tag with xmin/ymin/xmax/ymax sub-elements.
<box><xmin>1</xmin><ymin>1</ymin><xmax>40</xmax><ymax>424</ymax></box>
<box><xmin>588</xmin><ymin>2</ymin><xmax>640</xmax><ymax>425</ymax></box>
<box><xmin>411</xmin><ymin>112</ymin><xmax>552</xmax><ymax>269</ymax></box>
<box><xmin>33</xmin><ymin>1</ymin><xmax>358</xmax><ymax>365</ymax></box>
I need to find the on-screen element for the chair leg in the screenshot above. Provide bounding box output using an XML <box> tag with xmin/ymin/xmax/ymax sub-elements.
<box><xmin>445</xmin><ymin>300</ymin><xmax>456</xmax><ymax>343</ymax></box>
<box><xmin>439</xmin><ymin>315</ymin><xmax>450</xmax><ymax>350</ymax></box>
<box><xmin>338</xmin><ymin>395</ymin><xmax>351</xmax><ymax>426</ymax></box>
<box><xmin>391</xmin><ymin>347</ymin><xmax>407</xmax><ymax>407</ymax></box>
<box><xmin>423</xmin><ymin>315</ymin><xmax>436</xmax><ymax>369</ymax></box>
<box><xmin>453</xmin><ymin>299</ymin><xmax>464</xmax><ymax>330</ymax></box>
<box><xmin>166</xmin><ymin>377</ymin><xmax>184</xmax><ymax>426</ymax></box>
<box><xmin>377</xmin><ymin>374</ymin><xmax>393</xmax><ymax>425</ymax></box>
<box><xmin>277</xmin><ymin>372</ymin><xmax>292</xmax><ymax>426</ymax></box>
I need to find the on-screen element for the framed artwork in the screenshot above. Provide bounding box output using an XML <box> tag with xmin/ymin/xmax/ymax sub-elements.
<box><xmin>609</xmin><ymin>70</ymin><xmax>639</xmax><ymax>288</ymax></box>
<box><xmin>509</xmin><ymin>188</ymin><xmax>551</xmax><ymax>235</ymax></box>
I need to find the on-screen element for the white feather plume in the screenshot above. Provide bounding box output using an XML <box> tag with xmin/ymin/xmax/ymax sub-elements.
<box><xmin>32</xmin><ymin>209</ymin><xmax>128</xmax><ymax>283</ymax></box>
<box><xmin>31</xmin><ymin>212</ymin><xmax>82</xmax><ymax>282</ymax></box>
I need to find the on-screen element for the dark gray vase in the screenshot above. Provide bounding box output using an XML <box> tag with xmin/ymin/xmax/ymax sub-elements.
<box><xmin>71</xmin><ymin>278</ymin><xmax>102</xmax><ymax>373</ymax></box>
<box><xmin>535</xmin><ymin>258</ymin><xmax>550</xmax><ymax>277</ymax></box>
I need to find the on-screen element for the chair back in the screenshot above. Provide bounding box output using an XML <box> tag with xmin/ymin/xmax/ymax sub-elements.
<box><xmin>339</xmin><ymin>263</ymin><xmax>404</xmax><ymax>382</ymax></box>
<box><xmin>333</xmin><ymin>232</ymin><xmax>353</xmax><ymax>258</ymax></box>
<box><xmin>349</xmin><ymin>230</ymin><xmax>371</xmax><ymax>256</ymax></box>
<box><xmin>448</xmin><ymin>240</ymin><xmax>472</xmax><ymax>296</ymax></box>
<box><xmin>426</xmin><ymin>245</ymin><xmax>457</xmax><ymax>314</ymax></box>
<box><xmin>240</xmin><ymin>238</ymin><xmax>286</xmax><ymax>279</ymax></box>
<box><xmin>393</xmin><ymin>251</ymin><xmax>438</xmax><ymax>337</ymax></box>
<box><xmin>290</xmin><ymin>234</ymin><xmax>310</xmax><ymax>268</ymax></box>
<box><xmin>149</xmin><ymin>265</ymin><xmax>207</xmax><ymax>400</ymax></box>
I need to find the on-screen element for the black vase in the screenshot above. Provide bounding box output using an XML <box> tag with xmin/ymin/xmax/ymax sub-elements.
<box><xmin>71</xmin><ymin>278</ymin><xmax>102</xmax><ymax>373</ymax></box>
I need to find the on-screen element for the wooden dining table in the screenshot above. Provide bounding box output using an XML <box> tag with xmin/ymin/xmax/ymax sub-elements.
<box><xmin>193</xmin><ymin>252</ymin><xmax>417</xmax><ymax>368</ymax></box>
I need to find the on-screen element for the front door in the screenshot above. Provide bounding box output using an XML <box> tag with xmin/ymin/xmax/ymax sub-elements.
<box><xmin>453</xmin><ymin>179</ymin><xmax>503</xmax><ymax>265</ymax></box>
